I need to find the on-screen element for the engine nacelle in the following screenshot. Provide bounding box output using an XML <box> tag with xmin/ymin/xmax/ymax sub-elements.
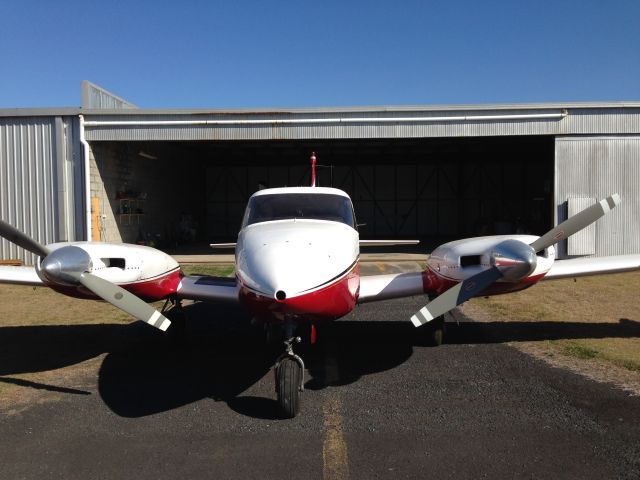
<box><xmin>35</xmin><ymin>241</ymin><xmax>182</xmax><ymax>301</ymax></box>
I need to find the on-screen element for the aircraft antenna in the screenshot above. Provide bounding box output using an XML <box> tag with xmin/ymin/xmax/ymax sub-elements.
<box><xmin>311</xmin><ymin>151</ymin><xmax>317</xmax><ymax>187</ymax></box>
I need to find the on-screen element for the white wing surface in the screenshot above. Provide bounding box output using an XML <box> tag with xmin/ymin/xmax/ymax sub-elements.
<box><xmin>543</xmin><ymin>254</ymin><xmax>640</xmax><ymax>280</ymax></box>
<box><xmin>0</xmin><ymin>266</ymin><xmax>43</xmax><ymax>286</ymax></box>
<box><xmin>176</xmin><ymin>275</ymin><xmax>239</xmax><ymax>303</ymax></box>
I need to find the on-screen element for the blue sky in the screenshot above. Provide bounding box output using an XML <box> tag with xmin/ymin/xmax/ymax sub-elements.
<box><xmin>1</xmin><ymin>0</ymin><xmax>639</xmax><ymax>108</ymax></box>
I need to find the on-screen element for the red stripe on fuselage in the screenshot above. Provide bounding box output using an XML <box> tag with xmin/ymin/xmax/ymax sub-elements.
<box><xmin>47</xmin><ymin>268</ymin><xmax>183</xmax><ymax>302</ymax></box>
<box><xmin>239</xmin><ymin>264</ymin><xmax>360</xmax><ymax>323</ymax></box>
<box><xmin>422</xmin><ymin>267</ymin><xmax>546</xmax><ymax>297</ymax></box>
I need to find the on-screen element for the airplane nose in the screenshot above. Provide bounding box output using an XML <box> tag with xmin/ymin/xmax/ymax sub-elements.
<box><xmin>242</xmin><ymin>240</ymin><xmax>335</xmax><ymax>298</ymax></box>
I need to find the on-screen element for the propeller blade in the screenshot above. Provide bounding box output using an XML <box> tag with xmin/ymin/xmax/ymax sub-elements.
<box><xmin>78</xmin><ymin>272</ymin><xmax>171</xmax><ymax>331</ymax></box>
<box><xmin>0</xmin><ymin>220</ymin><xmax>50</xmax><ymax>258</ymax></box>
<box><xmin>530</xmin><ymin>194</ymin><xmax>620</xmax><ymax>253</ymax></box>
<box><xmin>410</xmin><ymin>267</ymin><xmax>503</xmax><ymax>327</ymax></box>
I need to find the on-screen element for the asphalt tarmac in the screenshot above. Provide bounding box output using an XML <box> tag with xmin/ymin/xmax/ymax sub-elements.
<box><xmin>2</xmin><ymin>297</ymin><xmax>640</xmax><ymax>479</ymax></box>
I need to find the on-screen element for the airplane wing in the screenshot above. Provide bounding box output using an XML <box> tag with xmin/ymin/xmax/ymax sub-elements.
<box><xmin>210</xmin><ymin>240</ymin><xmax>420</xmax><ymax>248</ymax></box>
<box><xmin>358</xmin><ymin>254</ymin><xmax>640</xmax><ymax>304</ymax></box>
<box><xmin>359</xmin><ymin>240</ymin><xmax>420</xmax><ymax>247</ymax></box>
<box><xmin>358</xmin><ymin>271</ymin><xmax>426</xmax><ymax>303</ymax></box>
<box><xmin>209</xmin><ymin>243</ymin><xmax>237</xmax><ymax>249</ymax></box>
<box><xmin>542</xmin><ymin>254</ymin><xmax>640</xmax><ymax>280</ymax></box>
<box><xmin>176</xmin><ymin>275</ymin><xmax>239</xmax><ymax>303</ymax></box>
<box><xmin>0</xmin><ymin>265</ymin><xmax>44</xmax><ymax>286</ymax></box>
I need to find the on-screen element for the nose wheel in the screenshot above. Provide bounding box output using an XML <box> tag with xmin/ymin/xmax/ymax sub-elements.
<box><xmin>274</xmin><ymin>335</ymin><xmax>305</xmax><ymax>418</ymax></box>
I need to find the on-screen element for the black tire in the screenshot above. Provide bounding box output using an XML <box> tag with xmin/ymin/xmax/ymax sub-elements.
<box><xmin>276</xmin><ymin>357</ymin><xmax>302</xmax><ymax>418</ymax></box>
<box><xmin>166</xmin><ymin>308</ymin><xmax>186</xmax><ymax>343</ymax></box>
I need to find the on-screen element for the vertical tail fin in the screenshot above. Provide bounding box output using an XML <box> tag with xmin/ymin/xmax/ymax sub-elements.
<box><xmin>310</xmin><ymin>151</ymin><xmax>317</xmax><ymax>187</ymax></box>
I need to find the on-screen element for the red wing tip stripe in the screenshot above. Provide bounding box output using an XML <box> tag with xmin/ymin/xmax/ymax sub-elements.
<box><xmin>411</xmin><ymin>307</ymin><xmax>434</xmax><ymax>327</ymax></box>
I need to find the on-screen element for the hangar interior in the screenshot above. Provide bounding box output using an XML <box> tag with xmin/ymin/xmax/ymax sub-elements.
<box><xmin>89</xmin><ymin>136</ymin><xmax>554</xmax><ymax>250</ymax></box>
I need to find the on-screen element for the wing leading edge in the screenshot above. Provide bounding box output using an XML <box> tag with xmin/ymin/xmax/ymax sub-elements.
<box><xmin>543</xmin><ymin>254</ymin><xmax>640</xmax><ymax>280</ymax></box>
<box><xmin>176</xmin><ymin>275</ymin><xmax>239</xmax><ymax>303</ymax></box>
<box><xmin>0</xmin><ymin>266</ymin><xmax>43</xmax><ymax>286</ymax></box>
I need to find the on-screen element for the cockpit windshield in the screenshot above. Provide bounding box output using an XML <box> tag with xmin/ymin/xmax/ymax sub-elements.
<box><xmin>242</xmin><ymin>193</ymin><xmax>356</xmax><ymax>228</ymax></box>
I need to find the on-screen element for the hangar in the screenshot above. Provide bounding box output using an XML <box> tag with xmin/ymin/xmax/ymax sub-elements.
<box><xmin>1</xmin><ymin>81</ymin><xmax>640</xmax><ymax>264</ymax></box>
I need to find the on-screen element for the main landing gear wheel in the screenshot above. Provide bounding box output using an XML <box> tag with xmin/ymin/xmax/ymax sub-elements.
<box><xmin>275</xmin><ymin>336</ymin><xmax>304</xmax><ymax>418</ymax></box>
<box><xmin>165</xmin><ymin>301</ymin><xmax>186</xmax><ymax>343</ymax></box>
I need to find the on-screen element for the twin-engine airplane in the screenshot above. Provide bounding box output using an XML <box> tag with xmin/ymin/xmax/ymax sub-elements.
<box><xmin>1</xmin><ymin>154</ymin><xmax>640</xmax><ymax>418</ymax></box>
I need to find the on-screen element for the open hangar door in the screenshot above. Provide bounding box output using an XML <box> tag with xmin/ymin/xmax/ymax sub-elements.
<box><xmin>90</xmin><ymin>141</ymin><xmax>208</xmax><ymax>248</ymax></box>
<box><xmin>203</xmin><ymin>136</ymin><xmax>554</xmax><ymax>247</ymax></box>
<box><xmin>91</xmin><ymin>136</ymin><xmax>553</xmax><ymax>250</ymax></box>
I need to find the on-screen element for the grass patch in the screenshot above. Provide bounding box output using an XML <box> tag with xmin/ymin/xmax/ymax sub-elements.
<box><xmin>468</xmin><ymin>271</ymin><xmax>640</xmax><ymax>374</ymax></box>
<box><xmin>181</xmin><ymin>264</ymin><xmax>235</xmax><ymax>277</ymax></box>
<box><xmin>560</xmin><ymin>342</ymin><xmax>599</xmax><ymax>359</ymax></box>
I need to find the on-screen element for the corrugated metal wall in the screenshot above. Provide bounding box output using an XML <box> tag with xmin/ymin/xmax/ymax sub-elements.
<box><xmin>555</xmin><ymin>136</ymin><xmax>640</xmax><ymax>258</ymax></box>
<box><xmin>83</xmin><ymin>106</ymin><xmax>640</xmax><ymax>142</ymax></box>
<box><xmin>81</xmin><ymin>81</ymin><xmax>137</xmax><ymax>109</ymax></box>
<box><xmin>0</xmin><ymin>116</ymin><xmax>82</xmax><ymax>264</ymax></box>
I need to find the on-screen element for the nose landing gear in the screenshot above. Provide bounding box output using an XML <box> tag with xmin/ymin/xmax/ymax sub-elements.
<box><xmin>274</xmin><ymin>334</ymin><xmax>305</xmax><ymax>418</ymax></box>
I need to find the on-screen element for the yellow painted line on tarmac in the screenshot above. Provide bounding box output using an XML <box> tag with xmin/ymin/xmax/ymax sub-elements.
<box><xmin>375</xmin><ymin>262</ymin><xmax>386</xmax><ymax>272</ymax></box>
<box><xmin>322</xmin><ymin>395</ymin><xmax>350</xmax><ymax>480</ymax></box>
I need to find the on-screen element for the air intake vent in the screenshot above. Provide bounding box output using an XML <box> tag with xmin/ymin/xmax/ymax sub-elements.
<box><xmin>460</xmin><ymin>255</ymin><xmax>482</xmax><ymax>267</ymax></box>
<box><xmin>102</xmin><ymin>258</ymin><xmax>126</xmax><ymax>269</ymax></box>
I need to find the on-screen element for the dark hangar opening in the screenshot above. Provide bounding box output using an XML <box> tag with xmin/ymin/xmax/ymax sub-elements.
<box><xmin>92</xmin><ymin>136</ymin><xmax>554</xmax><ymax>250</ymax></box>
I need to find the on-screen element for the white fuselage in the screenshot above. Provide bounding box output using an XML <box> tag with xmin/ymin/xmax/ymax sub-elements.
<box><xmin>236</xmin><ymin>219</ymin><xmax>359</xmax><ymax>299</ymax></box>
<box><xmin>234</xmin><ymin>186</ymin><xmax>361</xmax><ymax>321</ymax></box>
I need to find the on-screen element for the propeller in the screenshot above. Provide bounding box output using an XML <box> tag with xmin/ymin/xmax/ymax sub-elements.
<box><xmin>411</xmin><ymin>193</ymin><xmax>621</xmax><ymax>327</ymax></box>
<box><xmin>411</xmin><ymin>267</ymin><xmax>502</xmax><ymax>327</ymax></box>
<box><xmin>529</xmin><ymin>194</ymin><xmax>620</xmax><ymax>253</ymax></box>
<box><xmin>77</xmin><ymin>271</ymin><xmax>171</xmax><ymax>331</ymax></box>
<box><xmin>0</xmin><ymin>220</ymin><xmax>50</xmax><ymax>258</ymax></box>
<box><xmin>0</xmin><ymin>220</ymin><xmax>171</xmax><ymax>331</ymax></box>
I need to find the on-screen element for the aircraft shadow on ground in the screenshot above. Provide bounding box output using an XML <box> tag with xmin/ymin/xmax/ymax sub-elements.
<box><xmin>1</xmin><ymin>302</ymin><xmax>639</xmax><ymax>419</ymax></box>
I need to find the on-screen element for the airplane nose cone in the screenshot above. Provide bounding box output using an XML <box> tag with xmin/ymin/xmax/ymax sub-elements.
<box><xmin>237</xmin><ymin>220</ymin><xmax>359</xmax><ymax>300</ymax></box>
<box><xmin>240</xmin><ymin>240</ymin><xmax>336</xmax><ymax>298</ymax></box>
<box><xmin>491</xmin><ymin>239</ymin><xmax>537</xmax><ymax>282</ymax></box>
<box><xmin>40</xmin><ymin>246</ymin><xmax>92</xmax><ymax>285</ymax></box>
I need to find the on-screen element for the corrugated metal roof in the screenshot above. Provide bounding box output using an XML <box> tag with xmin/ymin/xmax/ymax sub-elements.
<box><xmin>2</xmin><ymin>100</ymin><xmax>640</xmax><ymax>117</ymax></box>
